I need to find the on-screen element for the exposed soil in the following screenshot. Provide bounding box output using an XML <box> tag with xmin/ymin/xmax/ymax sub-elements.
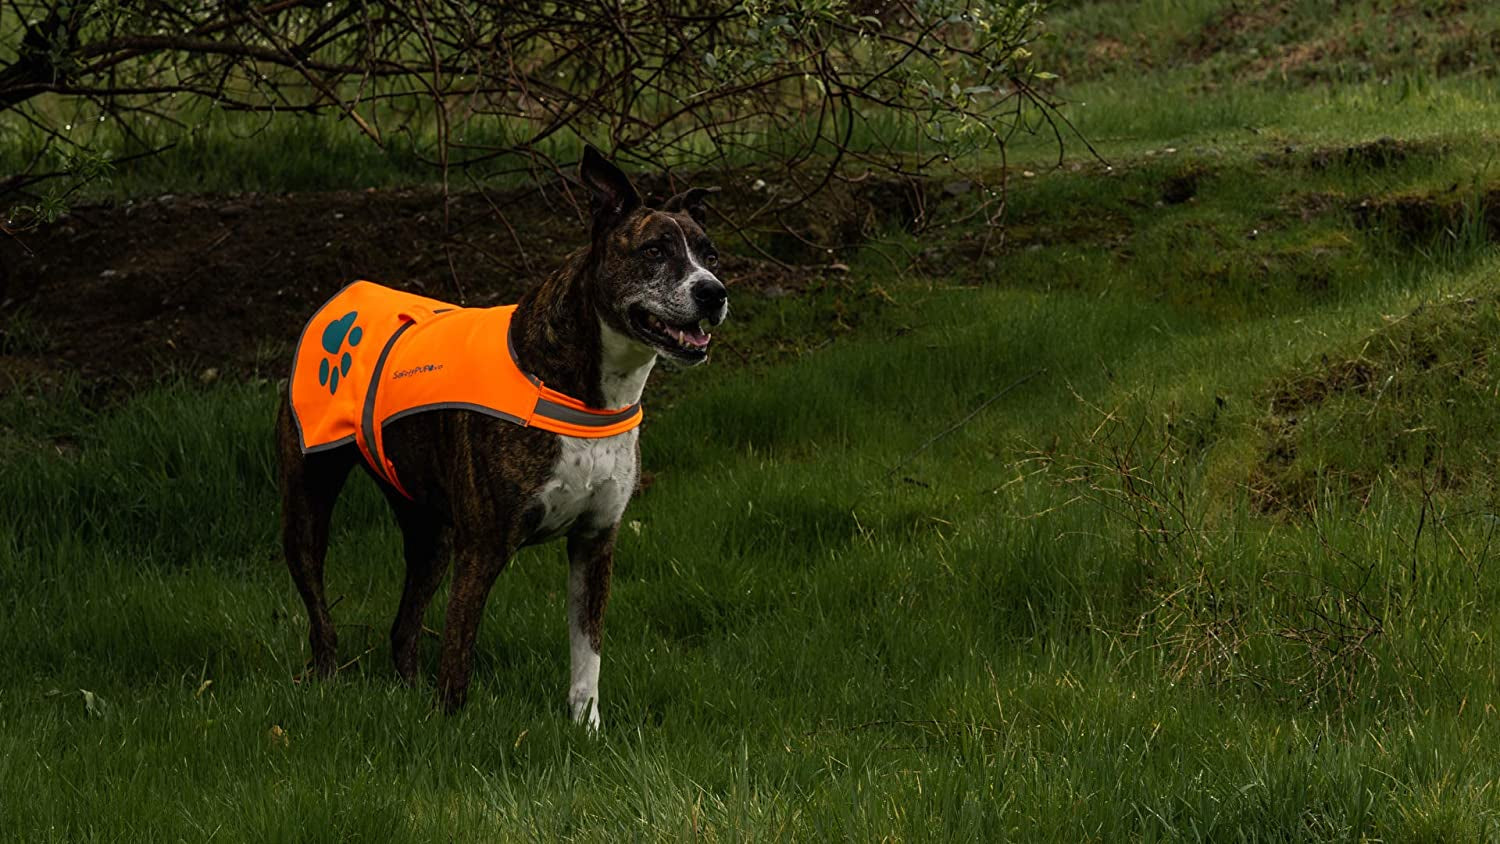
<box><xmin>1256</xmin><ymin>137</ymin><xmax>1444</xmax><ymax>174</ymax></box>
<box><xmin>1184</xmin><ymin>1</ymin><xmax>1293</xmax><ymax>63</ymax></box>
<box><xmin>1331</xmin><ymin>136</ymin><xmax>1416</xmax><ymax>170</ymax></box>
<box><xmin>1160</xmin><ymin>167</ymin><xmax>1203</xmax><ymax>206</ymax></box>
<box><xmin>1350</xmin><ymin>185</ymin><xmax>1500</xmax><ymax>247</ymax></box>
<box><xmin>1248</xmin><ymin>295</ymin><xmax>1500</xmax><ymax>517</ymax></box>
<box><xmin>1160</xmin><ymin>0</ymin><xmax>1496</xmax><ymax>85</ymax></box>
<box><xmin>0</xmin><ymin>181</ymin><xmax>897</xmax><ymax>396</ymax></box>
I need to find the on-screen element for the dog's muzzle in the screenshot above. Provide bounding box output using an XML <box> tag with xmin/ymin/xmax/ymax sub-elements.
<box><xmin>691</xmin><ymin>279</ymin><xmax>729</xmax><ymax>326</ymax></box>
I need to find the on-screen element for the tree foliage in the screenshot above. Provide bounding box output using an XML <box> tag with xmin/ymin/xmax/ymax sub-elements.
<box><xmin>2</xmin><ymin>1</ymin><xmax>1068</xmax><ymax>230</ymax></box>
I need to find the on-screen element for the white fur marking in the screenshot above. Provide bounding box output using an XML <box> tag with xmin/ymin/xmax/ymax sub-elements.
<box><xmin>667</xmin><ymin>217</ymin><xmax>719</xmax><ymax>290</ymax></box>
<box><xmin>531</xmin><ymin>319</ymin><xmax>651</xmax><ymax>542</ymax></box>
<box><xmin>537</xmin><ymin>306</ymin><xmax>659</xmax><ymax>734</ymax></box>
<box><xmin>598</xmin><ymin>317</ymin><xmax>656</xmax><ymax>408</ymax></box>
<box><xmin>533</xmin><ymin>431</ymin><xmax>638</xmax><ymax>541</ymax></box>
<box><xmin>568</xmin><ymin>559</ymin><xmax>602</xmax><ymax>731</ymax></box>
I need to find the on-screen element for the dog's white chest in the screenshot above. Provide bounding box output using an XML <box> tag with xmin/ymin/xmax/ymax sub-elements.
<box><xmin>532</xmin><ymin>431</ymin><xmax>638</xmax><ymax>540</ymax></box>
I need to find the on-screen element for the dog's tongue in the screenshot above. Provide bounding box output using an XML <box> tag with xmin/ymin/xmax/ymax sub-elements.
<box><xmin>668</xmin><ymin>324</ymin><xmax>711</xmax><ymax>348</ymax></box>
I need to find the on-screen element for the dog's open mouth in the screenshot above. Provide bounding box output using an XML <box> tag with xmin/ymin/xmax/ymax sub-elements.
<box><xmin>629</xmin><ymin>306</ymin><xmax>711</xmax><ymax>360</ymax></box>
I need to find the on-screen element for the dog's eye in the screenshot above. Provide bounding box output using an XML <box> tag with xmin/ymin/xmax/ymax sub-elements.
<box><xmin>643</xmin><ymin>245</ymin><xmax>664</xmax><ymax>260</ymax></box>
<box><xmin>704</xmin><ymin>252</ymin><xmax>719</xmax><ymax>268</ymax></box>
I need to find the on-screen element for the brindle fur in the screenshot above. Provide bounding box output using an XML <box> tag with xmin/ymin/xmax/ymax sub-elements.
<box><xmin>277</xmin><ymin>148</ymin><xmax>723</xmax><ymax>713</ymax></box>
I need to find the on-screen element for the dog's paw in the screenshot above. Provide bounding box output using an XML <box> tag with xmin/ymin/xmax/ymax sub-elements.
<box><xmin>316</xmin><ymin>310</ymin><xmax>364</xmax><ymax>395</ymax></box>
<box><xmin>570</xmin><ymin>692</ymin><xmax>601</xmax><ymax>733</ymax></box>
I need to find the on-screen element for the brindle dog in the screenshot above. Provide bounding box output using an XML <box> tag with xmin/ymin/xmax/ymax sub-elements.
<box><xmin>275</xmin><ymin>147</ymin><xmax>728</xmax><ymax>726</ymax></box>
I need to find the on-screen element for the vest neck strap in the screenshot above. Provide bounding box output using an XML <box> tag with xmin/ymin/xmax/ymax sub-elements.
<box><xmin>505</xmin><ymin>309</ymin><xmax>643</xmax><ymax>424</ymax></box>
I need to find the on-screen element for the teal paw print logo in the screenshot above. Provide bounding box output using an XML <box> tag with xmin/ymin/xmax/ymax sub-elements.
<box><xmin>318</xmin><ymin>311</ymin><xmax>363</xmax><ymax>395</ymax></box>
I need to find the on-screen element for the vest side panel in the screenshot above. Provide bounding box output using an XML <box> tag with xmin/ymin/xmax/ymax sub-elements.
<box><xmin>290</xmin><ymin>281</ymin><xmax>456</xmax><ymax>452</ymax></box>
<box><xmin>370</xmin><ymin>306</ymin><xmax>536</xmax><ymax>483</ymax></box>
<box><xmin>372</xmin><ymin>306</ymin><xmax>531</xmax><ymax>432</ymax></box>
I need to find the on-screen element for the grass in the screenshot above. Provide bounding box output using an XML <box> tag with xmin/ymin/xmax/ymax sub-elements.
<box><xmin>6</xmin><ymin>0</ymin><xmax>1500</xmax><ymax>839</ymax></box>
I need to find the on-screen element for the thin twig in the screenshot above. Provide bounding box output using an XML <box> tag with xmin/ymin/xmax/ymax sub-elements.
<box><xmin>883</xmin><ymin>368</ymin><xmax>1046</xmax><ymax>479</ymax></box>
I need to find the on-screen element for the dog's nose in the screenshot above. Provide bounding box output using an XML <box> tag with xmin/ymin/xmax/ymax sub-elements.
<box><xmin>691</xmin><ymin>279</ymin><xmax>728</xmax><ymax>310</ymax></box>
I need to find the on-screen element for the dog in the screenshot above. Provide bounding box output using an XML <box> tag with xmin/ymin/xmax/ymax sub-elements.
<box><xmin>275</xmin><ymin>146</ymin><xmax>728</xmax><ymax>727</ymax></box>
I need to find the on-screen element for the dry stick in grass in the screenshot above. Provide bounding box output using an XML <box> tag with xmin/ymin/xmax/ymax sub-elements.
<box><xmin>883</xmin><ymin>368</ymin><xmax>1046</xmax><ymax>480</ymax></box>
<box><xmin>336</xmin><ymin>645</ymin><xmax>378</xmax><ymax>673</ymax></box>
<box><xmin>803</xmin><ymin>718</ymin><xmax>1003</xmax><ymax>737</ymax></box>
<box><xmin>717</xmin><ymin>339</ymin><xmax>751</xmax><ymax>365</ymax></box>
<box><xmin>1411</xmin><ymin>469</ymin><xmax>1434</xmax><ymax>588</ymax></box>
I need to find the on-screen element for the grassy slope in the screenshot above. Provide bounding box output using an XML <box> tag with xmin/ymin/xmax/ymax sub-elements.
<box><xmin>6</xmin><ymin>1</ymin><xmax>1500</xmax><ymax>839</ymax></box>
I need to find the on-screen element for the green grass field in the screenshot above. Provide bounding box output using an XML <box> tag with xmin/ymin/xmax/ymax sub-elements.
<box><xmin>5</xmin><ymin>1</ymin><xmax>1500</xmax><ymax>839</ymax></box>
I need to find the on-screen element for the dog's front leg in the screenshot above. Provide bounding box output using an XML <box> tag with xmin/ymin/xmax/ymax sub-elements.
<box><xmin>566</xmin><ymin>525</ymin><xmax>617</xmax><ymax>731</ymax></box>
<box><xmin>437</xmin><ymin>545</ymin><xmax>510</xmax><ymax>713</ymax></box>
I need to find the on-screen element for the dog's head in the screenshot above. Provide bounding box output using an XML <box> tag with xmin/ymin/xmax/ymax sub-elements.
<box><xmin>579</xmin><ymin>146</ymin><xmax>728</xmax><ymax>365</ymax></box>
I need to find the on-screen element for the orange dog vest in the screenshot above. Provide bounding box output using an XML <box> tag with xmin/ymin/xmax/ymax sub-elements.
<box><xmin>290</xmin><ymin>281</ymin><xmax>643</xmax><ymax>498</ymax></box>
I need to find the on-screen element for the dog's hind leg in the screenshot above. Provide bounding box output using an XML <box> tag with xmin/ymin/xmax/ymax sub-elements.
<box><xmin>386</xmin><ymin>500</ymin><xmax>450</xmax><ymax>685</ymax></box>
<box><xmin>277</xmin><ymin>398</ymin><xmax>356</xmax><ymax>678</ymax></box>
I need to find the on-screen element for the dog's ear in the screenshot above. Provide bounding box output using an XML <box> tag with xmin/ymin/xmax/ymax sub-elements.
<box><xmin>579</xmin><ymin>145</ymin><xmax>641</xmax><ymax>236</ymax></box>
<box><xmin>662</xmin><ymin>186</ymin><xmax>719</xmax><ymax>229</ymax></box>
